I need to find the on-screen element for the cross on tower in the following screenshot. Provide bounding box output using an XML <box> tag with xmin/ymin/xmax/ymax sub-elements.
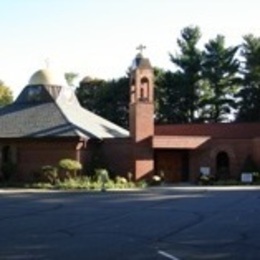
<box><xmin>136</xmin><ymin>44</ymin><xmax>146</xmax><ymax>54</ymax></box>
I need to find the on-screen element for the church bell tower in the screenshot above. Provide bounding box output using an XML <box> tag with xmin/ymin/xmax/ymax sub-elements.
<box><xmin>129</xmin><ymin>46</ymin><xmax>154</xmax><ymax>180</ymax></box>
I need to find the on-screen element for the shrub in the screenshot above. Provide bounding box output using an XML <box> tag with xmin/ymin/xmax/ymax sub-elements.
<box><xmin>59</xmin><ymin>159</ymin><xmax>82</xmax><ymax>171</ymax></box>
<box><xmin>58</xmin><ymin>159</ymin><xmax>82</xmax><ymax>179</ymax></box>
<box><xmin>115</xmin><ymin>176</ymin><xmax>128</xmax><ymax>188</ymax></box>
<box><xmin>116</xmin><ymin>176</ymin><xmax>127</xmax><ymax>184</ymax></box>
<box><xmin>136</xmin><ymin>180</ymin><xmax>148</xmax><ymax>188</ymax></box>
<box><xmin>41</xmin><ymin>165</ymin><xmax>58</xmax><ymax>184</ymax></box>
<box><xmin>150</xmin><ymin>175</ymin><xmax>161</xmax><ymax>186</ymax></box>
<box><xmin>198</xmin><ymin>174</ymin><xmax>214</xmax><ymax>185</ymax></box>
<box><xmin>55</xmin><ymin>177</ymin><xmax>90</xmax><ymax>190</ymax></box>
<box><xmin>95</xmin><ymin>169</ymin><xmax>110</xmax><ymax>183</ymax></box>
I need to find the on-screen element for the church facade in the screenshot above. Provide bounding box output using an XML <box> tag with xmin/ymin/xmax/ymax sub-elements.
<box><xmin>1</xmin><ymin>53</ymin><xmax>260</xmax><ymax>183</ymax></box>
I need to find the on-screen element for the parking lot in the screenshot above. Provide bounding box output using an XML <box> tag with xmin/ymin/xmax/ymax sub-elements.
<box><xmin>0</xmin><ymin>186</ymin><xmax>259</xmax><ymax>259</ymax></box>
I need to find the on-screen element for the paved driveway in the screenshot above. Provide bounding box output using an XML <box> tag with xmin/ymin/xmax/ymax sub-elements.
<box><xmin>0</xmin><ymin>186</ymin><xmax>259</xmax><ymax>259</ymax></box>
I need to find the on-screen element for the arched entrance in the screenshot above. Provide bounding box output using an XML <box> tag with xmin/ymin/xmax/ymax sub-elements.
<box><xmin>216</xmin><ymin>151</ymin><xmax>230</xmax><ymax>180</ymax></box>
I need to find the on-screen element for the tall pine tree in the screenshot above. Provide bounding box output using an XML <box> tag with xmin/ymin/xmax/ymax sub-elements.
<box><xmin>202</xmin><ymin>35</ymin><xmax>240</xmax><ymax>122</ymax></box>
<box><xmin>169</xmin><ymin>26</ymin><xmax>203</xmax><ymax>122</ymax></box>
<box><xmin>236</xmin><ymin>34</ymin><xmax>260</xmax><ymax>121</ymax></box>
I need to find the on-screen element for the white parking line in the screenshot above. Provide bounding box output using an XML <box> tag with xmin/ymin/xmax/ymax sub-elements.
<box><xmin>158</xmin><ymin>250</ymin><xmax>180</xmax><ymax>260</ymax></box>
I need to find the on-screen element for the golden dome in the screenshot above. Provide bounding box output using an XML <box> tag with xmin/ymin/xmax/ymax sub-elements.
<box><xmin>28</xmin><ymin>69</ymin><xmax>67</xmax><ymax>86</ymax></box>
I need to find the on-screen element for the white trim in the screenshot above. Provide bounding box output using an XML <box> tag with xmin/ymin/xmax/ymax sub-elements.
<box><xmin>158</xmin><ymin>250</ymin><xmax>180</xmax><ymax>260</ymax></box>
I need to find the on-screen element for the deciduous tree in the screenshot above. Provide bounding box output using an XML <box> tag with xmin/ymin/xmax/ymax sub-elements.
<box><xmin>0</xmin><ymin>81</ymin><xmax>13</xmax><ymax>107</ymax></box>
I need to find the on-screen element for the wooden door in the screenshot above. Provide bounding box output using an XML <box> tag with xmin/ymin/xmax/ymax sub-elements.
<box><xmin>155</xmin><ymin>150</ymin><xmax>183</xmax><ymax>182</ymax></box>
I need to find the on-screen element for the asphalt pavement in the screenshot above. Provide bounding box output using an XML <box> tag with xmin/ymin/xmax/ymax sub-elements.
<box><xmin>0</xmin><ymin>186</ymin><xmax>259</xmax><ymax>259</ymax></box>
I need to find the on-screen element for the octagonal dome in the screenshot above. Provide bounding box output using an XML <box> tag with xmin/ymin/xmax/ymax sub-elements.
<box><xmin>28</xmin><ymin>69</ymin><xmax>67</xmax><ymax>86</ymax></box>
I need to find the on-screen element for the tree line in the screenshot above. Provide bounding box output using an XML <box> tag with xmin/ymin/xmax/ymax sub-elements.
<box><xmin>1</xmin><ymin>25</ymin><xmax>260</xmax><ymax>129</ymax></box>
<box><xmin>74</xmin><ymin>26</ymin><xmax>260</xmax><ymax>129</ymax></box>
<box><xmin>75</xmin><ymin>26</ymin><xmax>260</xmax><ymax>129</ymax></box>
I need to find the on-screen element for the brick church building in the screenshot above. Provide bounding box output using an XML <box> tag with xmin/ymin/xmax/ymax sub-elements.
<box><xmin>1</xmin><ymin>52</ymin><xmax>260</xmax><ymax>183</ymax></box>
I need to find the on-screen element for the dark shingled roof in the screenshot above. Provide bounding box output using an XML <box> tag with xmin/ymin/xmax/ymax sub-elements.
<box><xmin>0</xmin><ymin>69</ymin><xmax>129</xmax><ymax>139</ymax></box>
<box><xmin>0</xmin><ymin>102</ymin><xmax>80</xmax><ymax>138</ymax></box>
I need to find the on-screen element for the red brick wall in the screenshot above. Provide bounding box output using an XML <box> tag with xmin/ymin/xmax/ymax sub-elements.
<box><xmin>129</xmin><ymin>103</ymin><xmax>154</xmax><ymax>142</ymax></box>
<box><xmin>129</xmin><ymin>102</ymin><xmax>154</xmax><ymax>180</ymax></box>
<box><xmin>189</xmin><ymin>139</ymin><xmax>253</xmax><ymax>181</ymax></box>
<box><xmin>100</xmin><ymin>138</ymin><xmax>133</xmax><ymax>178</ymax></box>
<box><xmin>0</xmin><ymin>139</ymin><xmax>85</xmax><ymax>181</ymax></box>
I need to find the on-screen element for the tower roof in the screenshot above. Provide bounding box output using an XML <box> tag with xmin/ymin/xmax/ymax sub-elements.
<box><xmin>131</xmin><ymin>53</ymin><xmax>152</xmax><ymax>70</ymax></box>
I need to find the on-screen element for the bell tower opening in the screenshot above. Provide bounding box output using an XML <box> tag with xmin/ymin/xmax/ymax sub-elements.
<box><xmin>139</xmin><ymin>77</ymin><xmax>149</xmax><ymax>101</ymax></box>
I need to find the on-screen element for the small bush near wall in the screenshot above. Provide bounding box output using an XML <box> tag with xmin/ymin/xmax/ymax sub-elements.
<box><xmin>0</xmin><ymin>158</ymin><xmax>148</xmax><ymax>189</ymax></box>
<box><xmin>150</xmin><ymin>175</ymin><xmax>162</xmax><ymax>186</ymax></box>
<box><xmin>58</xmin><ymin>159</ymin><xmax>82</xmax><ymax>179</ymax></box>
<box><xmin>41</xmin><ymin>165</ymin><xmax>58</xmax><ymax>184</ymax></box>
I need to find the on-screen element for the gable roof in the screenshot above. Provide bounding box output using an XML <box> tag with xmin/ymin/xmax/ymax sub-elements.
<box><xmin>155</xmin><ymin>123</ymin><xmax>260</xmax><ymax>139</ymax></box>
<box><xmin>0</xmin><ymin>69</ymin><xmax>129</xmax><ymax>139</ymax></box>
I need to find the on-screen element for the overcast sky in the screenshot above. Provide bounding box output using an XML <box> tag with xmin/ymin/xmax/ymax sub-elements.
<box><xmin>0</xmin><ymin>0</ymin><xmax>259</xmax><ymax>96</ymax></box>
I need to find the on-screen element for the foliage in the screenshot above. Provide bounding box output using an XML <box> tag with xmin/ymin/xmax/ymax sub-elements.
<box><xmin>76</xmin><ymin>76</ymin><xmax>129</xmax><ymax>128</ymax></box>
<box><xmin>135</xmin><ymin>180</ymin><xmax>148</xmax><ymax>188</ymax></box>
<box><xmin>41</xmin><ymin>165</ymin><xmax>58</xmax><ymax>184</ymax></box>
<box><xmin>155</xmin><ymin>68</ymin><xmax>191</xmax><ymax>123</ymax></box>
<box><xmin>58</xmin><ymin>159</ymin><xmax>82</xmax><ymax>171</ymax></box>
<box><xmin>169</xmin><ymin>26</ymin><xmax>203</xmax><ymax>122</ymax></box>
<box><xmin>115</xmin><ymin>176</ymin><xmax>135</xmax><ymax>189</ymax></box>
<box><xmin>72</xmin><ymin>25</ymin><xmax>248</xmax><ymax>125</ymax></box>
<box><xmin>58</xmin><ymin>159</ymin><xmax>82</xmax><ymax>179</ymax></box>
<box><xmin>201</xmin><ymin>35</ymin><xmax>240</xmax><ymax>122</ymax></box>
<box><xmin>27</xmin><ymin>174</ymin><xmax>142</xmax><ymax>190</ymax></box>
<box><xmin>0</xmin><ymin>81</ymin><xmax>13</xmax><ymax>107</ymax></box>
<box><xmin>55</xmin><ymin>176</ymin><xmax>91</xmax><ymax>190</ymax></box>
<box><xmin>164</xmin><ymin>27</ymin><xmax>241</xmax><ymax>123</ymax></box>
<box><xmin>65</xmin><ymin>72</ymin><xmax>78</xmax><ymax>87</ymax></box>
<box><xmin>95</xmin><ymin>168</ymin><xmax>110</xmax><ymax>183</ymax></box>
<box><xmin>198</xmin><ymin>174</ymin><xmax>215</xmax><ymax>185</ymax></box>
<box><xmin>236</xmin><ymin>34</ymin><xmax>260</xmax><ymax>121</ymax></box>
<box><xmin>64</xmin><ymin>27</ymin><xmax>260</xmax><ymax>124</ymax></box>
<box><xmin>150</xmin><ymin>175</ymin><xmax>162</xmax><ymax>186</ymax></box>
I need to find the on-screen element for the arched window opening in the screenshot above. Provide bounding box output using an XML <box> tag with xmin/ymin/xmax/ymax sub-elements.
<box><xmin>216</xmin><ymin>151</ymin><xmax>230</xmax><ymax>180</ymax></box>
<box><xmin>139</xmin><ymin>77</ymin><xmax>149</xmax><ymax>101</ymax></box>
